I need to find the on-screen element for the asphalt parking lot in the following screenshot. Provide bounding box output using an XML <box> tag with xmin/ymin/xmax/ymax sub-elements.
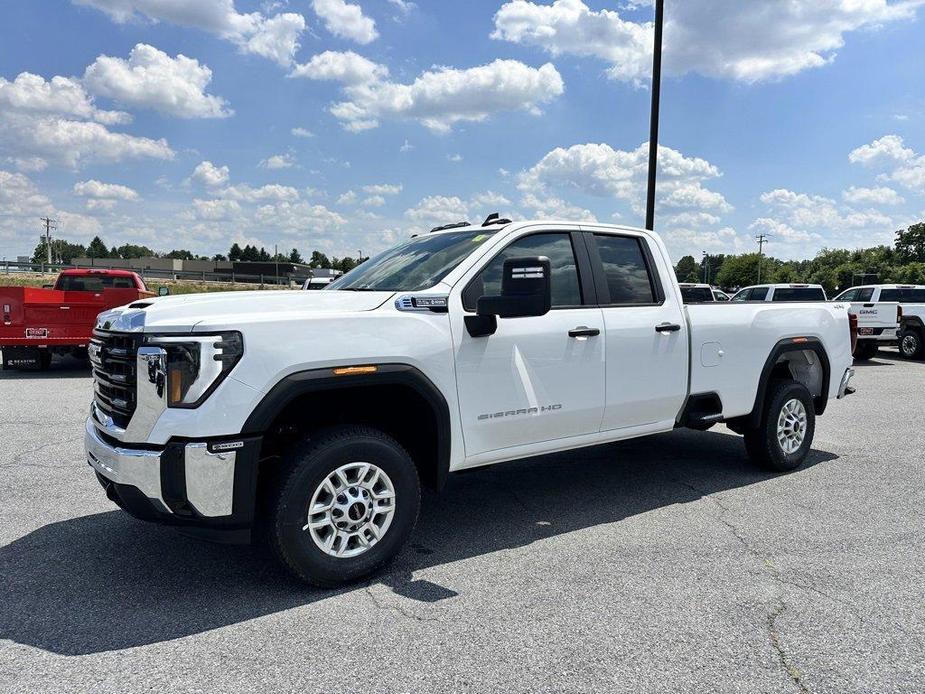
<box><xmin>1</xmin><ymin>351</ymin><xmax>923</xmax><ymax>693</ymax></box>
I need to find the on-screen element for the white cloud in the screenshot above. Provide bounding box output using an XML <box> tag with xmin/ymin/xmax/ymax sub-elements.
<box><xmin>72</xmin><ymin>0</ymin><xmax>306</xmax><ymax>67</ymax></box>
<box><xmin>337</xmin><ymin>190</ymin><xmax>358</xmax><ymax>205</ymax></box>
<box><xmin>848</xmin><ymin>134</ymin><xmax>915</xmax><ymax>165</ymax></box>
<box><xmin>388</xmin><ymin>0</ymin><xmax>416</xmax><ymax>16</ymax></box>
<box><xmin>259</xmin><ymin>153</ymin><xmax>296</xmax><ymax>169</ymax></box>
<box><xmin>0</xmin><ymin>72</ymin><xmax>129</xmax><ymax>124</ymax></box>
<box><xmin>221</xmin><ymin>183</ymin><xmax>300</xmax><ymax>202</ymax></box>
<box><xmin>470</xmin><ymin>190</ymin><xmax>511</xmax><ymax>208</ymax></box>
<box><xmin>315</xmin><ymin>57</ymin><xmax>563</xmax><ymax>132</ymax></box>
<box><xmin>362</xmin><ymin>195</ymin><xmax>385</xmax><ymax>207</ymax></box>
<box><xmin>311</xmin><ymin>0</ymin><xmax>378</xmax><ymax>44</ymax></box>
<box><xmin>6</xmin><ymin>156</ymin><xmax>48</xmax><ymax>172</ymax></box>
<box><xmin>405</xmin><ymin>195</ymin><xmax>470</xmax><ymax>223</ymax></box>
<box><xmin>191</xmin><ymin>198</ymin><xmax>242</xmax><ymax>220</ymax></box>
<box><xmin>749</xmin><ymin>217</ymin><xmax>817</xmax><ymax>243</ymax></box>
<box><xmin>842</xmin><ymin>186</ymin><xmax>904</xmax><ymax>206</ymax></box>
<box><xmin>0</xmin><ymin>69</ymin><xmax>173</xmax><ymax>169</ymax></box>
<box><xmin>191</xmin><ymin>160</ymin><xmax>230</xmax><ymax>187</ymax></box>
<box><xmin>399</xmin><ymin>139</ymin><xmax>414</xmax><ymax>152</ymax></box>
<box><xmin>83</xmin><ymin>44</ymin><xmax>232</xmax><ymax>118</ymax></box>
<box><xmin>290</xmin><ymin>50</ymin><xmax>388</xmax><ymax>84</ymax></box>
<box><xmin>447</xmin><ymin>153</ymin><xmax>463</xmax><ymax>162</ymax></box>
<box><xmin>492</xmin><ymin>0</ymin><xmax>923</xmax><ymax>83</ymax></box>
<box><xmin>519</xmin><ymin>141</ymin><xmax>730</xmax><ymax>217</ymax></box>
<box><xmin>291</xmin><ymin>127</ymin><xmax>315</xmax><ymax>138</ymax></box>
<box><xmin>520</xmin><ymin>192</ymin><xmax>595</xmax><ymax>221</ymax></box>
<box><xmin>73</xmin><ymin>179</ymin><xmax>139</xmax><ymax>201</ymax></box>
<box><xmin>85</xmin><ymin>198</ymin><xmax>118</xmax><ymax>211</ymax></box>
<box><xmin>849</xmin><ymin>134</ymin><xmax>925</xmax><ymax>194</ymax></box>
<box><xmin>254</xmin><ymin>201</ymin><xmax>346</xmax><ymax>232</ymax></box>
<box><xmin>362</xmin><ymin>183</ymin><xmax>402</xmax><ymax>195</ymax></box>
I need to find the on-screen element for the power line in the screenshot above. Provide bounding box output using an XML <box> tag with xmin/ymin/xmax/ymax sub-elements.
<box><xmin>40</xmin><ymin>216</ymin><xmax>57</xmax><ymax>264</ymax></box>
<box><xmin>755</xmin><ymin>233</ymin><xmax>770</xmax><ymax>284</ymax></box>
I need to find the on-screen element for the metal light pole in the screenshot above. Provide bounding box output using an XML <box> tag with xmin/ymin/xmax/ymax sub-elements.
<box><xmin>644</xmin><ymin>0</ymin><xmax>665</xmax><ymax>231</ymax></box>
<box><xmin>702</xmin><ymin>251</ymin><xmax>709</xmax><ymax>284</ymax></box>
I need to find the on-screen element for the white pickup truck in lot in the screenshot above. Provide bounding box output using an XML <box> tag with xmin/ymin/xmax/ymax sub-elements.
<box><xmin>731</xmin><ymin>284</ymin><xmax>828</xmax><ymax>302</ymax></box>
<box><xmin>832</xmin><ymin>285</ymin><xmax>925</xmax><ymax>359</ymax></box>
<box><xmin>85</xmin><ymin>220</ymin><xmax>856</xmax><ymax>585</ymax></box>
<box><xmin>899</xmin><ymin>304</ymin><xmax>925</xmax><ymax>359</ymax></box>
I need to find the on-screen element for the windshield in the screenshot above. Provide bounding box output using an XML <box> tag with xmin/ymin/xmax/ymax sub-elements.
<box><xmin>329</xmin><ymin>229</ymin><xmax>496</xmax><ymax>292</ymax></box>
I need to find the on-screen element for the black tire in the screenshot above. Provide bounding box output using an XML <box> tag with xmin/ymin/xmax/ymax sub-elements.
<box><xmin>743</xmin><ymin>380</ymin><xmax>815</xmax><ymax>472</ymax></box>
<box><xmin>852</xmin><ymin>341</ymin><xmax>878</xmax><ymax>361</ymax></box>
<box><xmin>269</xmin><ymin>425</ymin><xmax>420</xmax><ymax>587</ymax></box>
<box><xmin>899</xmin><ymin>329</ymin><xmax>924</xmax><ymax>360</ymax></box>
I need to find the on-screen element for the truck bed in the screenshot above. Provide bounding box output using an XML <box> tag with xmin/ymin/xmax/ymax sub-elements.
<box><xmin>685</xmin><ymin>302</ymin><xmax>853</xmax><ymax>419</ymax></box>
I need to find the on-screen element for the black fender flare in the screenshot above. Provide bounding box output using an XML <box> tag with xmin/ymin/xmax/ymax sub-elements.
<box><xmin>745</xmin><ymin>338</ymin><xmax>831</xmax><ymax>429</ymax></box>
<box><xmin>242</xmin><ymin>363</ymin><xmax>453</xmax><ymax>490</ymax></box>
<box><xmin>901</xmin><ymin>316</ymin><xmax>924</xmax><ymax>332</ymax></box>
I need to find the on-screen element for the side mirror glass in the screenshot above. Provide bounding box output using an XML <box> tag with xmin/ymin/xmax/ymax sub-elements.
<box><xmin>158</xmin><ymin>286</ymin><xmax>170</xmax><ymax>296</ymax></box>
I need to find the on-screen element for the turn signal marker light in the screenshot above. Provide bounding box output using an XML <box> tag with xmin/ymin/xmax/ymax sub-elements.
<box><xmin>332</xmin><ymin>365</ymin><xmax>378</xmax><ymax>376</ymax></box>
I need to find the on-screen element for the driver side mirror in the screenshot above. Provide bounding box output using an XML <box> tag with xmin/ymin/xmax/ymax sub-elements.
<box><xmin>465</xmin><ymin>256</ymin><xmax>551</xmax><ymax>337</ymax></box>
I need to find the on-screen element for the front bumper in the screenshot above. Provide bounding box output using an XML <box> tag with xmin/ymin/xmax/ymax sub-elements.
<box><xmin>85</xmin><ymin>417</ymin><xmax>261</xmax><ymax>537</ymax></box>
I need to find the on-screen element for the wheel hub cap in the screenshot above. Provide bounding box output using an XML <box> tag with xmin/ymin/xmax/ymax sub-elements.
<box><xmin>902</xmin><ymin>335</ymin><xmax>916</xmax><ymax>354</ymax></box>
<box><xmin>304</xmin><ymin>462</ymin><xmax>396</xmax><ymax>558</ymax></box>
<box><xmin>776</xmin><ymin>398</ymin><xmax>807</xmax><ymax>455</ymax></box>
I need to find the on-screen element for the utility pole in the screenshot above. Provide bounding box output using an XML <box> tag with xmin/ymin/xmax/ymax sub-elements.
<box><xmin>40</xmin><ymin>216</ymin><xmax>57</xmax><ymax>264</ymax></box>
<box><xmin>702</xmin><ymin>251</ymin><xmax>709</xmax><ymax>284</ymax></box>
<box><xmin>755</xmin><ymin>233</ymin><xmax>770</xmax><ymax>284</ymax></box>
<box><xmin>644</xmin><ymin>0</ymin><xmax>665</xmax><ymax>231</ymax></box>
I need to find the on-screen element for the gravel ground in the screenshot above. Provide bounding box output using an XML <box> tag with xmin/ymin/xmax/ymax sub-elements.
<box><xmin>1</xmin><ymin>350</ymin><xmax>923</xmax><ymax>693</ymax></box>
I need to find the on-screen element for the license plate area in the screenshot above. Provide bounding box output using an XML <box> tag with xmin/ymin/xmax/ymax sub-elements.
<box><xmin>25</xmin><ymin>327</ymin><xmax>49</xmax><ymax>338</ymax></box>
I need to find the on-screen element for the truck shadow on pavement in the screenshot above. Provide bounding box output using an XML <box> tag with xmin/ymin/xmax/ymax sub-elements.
<box><xmin>0</xmin><ymin>356</ymin><xmax>91</xmax><ymax>380</ymax></box>
<box><xmin>0</xmin><ymin>428</ymin><xmax>836</xmax><ymax>656</ymax></box>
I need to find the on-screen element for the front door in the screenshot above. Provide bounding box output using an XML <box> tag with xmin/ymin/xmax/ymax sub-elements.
<box><xmin>451</xmin><ymin>231</ymin><xmax>606</xmax><ymax>457</ymax></box>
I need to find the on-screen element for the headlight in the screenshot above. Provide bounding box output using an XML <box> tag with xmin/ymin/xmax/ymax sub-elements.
<box><xmin>145</xmin><ymin>331</ymin><xmax>243</xmax><ymax>407</ymax></box>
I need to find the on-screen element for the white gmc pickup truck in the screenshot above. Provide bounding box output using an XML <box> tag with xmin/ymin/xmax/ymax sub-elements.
<box><xmin>85</xmin><ymin>220</ymin><xmax>856</xmax><ymax>585</ymax></box>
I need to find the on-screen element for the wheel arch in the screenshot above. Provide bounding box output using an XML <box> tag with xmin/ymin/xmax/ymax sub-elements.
<box><xmin>243</xmin><ymin>364</ymin><xmax>452</xmax><ymax>492</ymax></box>
<box><xmin>735</xmin><ymin>338</ymin><xmax>831</xmax><ymax>431</ymax></box>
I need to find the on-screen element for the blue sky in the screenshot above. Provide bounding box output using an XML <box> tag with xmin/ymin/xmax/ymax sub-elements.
<box><xmin>1</xmin><ymin>0</ymin><xmax>924</xmax><ymax>263</ymax></box>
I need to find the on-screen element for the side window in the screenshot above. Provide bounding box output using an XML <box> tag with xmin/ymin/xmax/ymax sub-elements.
<box><xmin>880</xmin><ymin>289</ymin><xmax>900</xmax><ymax>302</ymax></box>
<box><xmin>592</xmin><ymin>234</ymin><xmax>656</xmax><ymax>304</ymax></box>
<box><xmin>856</xmin><ymin>288</ymin><xmax>874</xmax><ymax>302</ymax></box>
<box><xmin>731</xmin><ymin>289</ymin><xmax>749</xmax><ymax>302</ymax></box>
<box><xmin>908</xmin><ymin>289</ymin><xmax>925</xmax><ymax>302</ymax></box>
<box><xmin>462</xmin><ymin>232</ymin><xmax>582</xmax><ymax>311</ymax></box>
<box><xmin>837</xmin><ymin>288</ymin><xmax>858</xmax><ymax>302</ymax></box>
<box><xmin>750</xmin><ymin>287</ymin><xmax>769</xmax><ymax>301</ymax></box>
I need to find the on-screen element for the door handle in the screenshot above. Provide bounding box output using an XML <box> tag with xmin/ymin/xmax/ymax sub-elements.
<box><xmin>655</xmin><ymin>322</ymin><xmax>681</xmax><ymax>333</ymax></box>
<box><xmin>568</xmin><ymin>326</ymin><xmax>600</xmax><ymax>338</ymax></box>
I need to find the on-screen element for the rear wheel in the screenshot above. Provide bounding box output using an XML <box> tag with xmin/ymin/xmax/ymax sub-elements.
<box><xmin>899</xmin><ymin>329</ymin><xmax>924</xmax><ymax>360</ymax></box>
<box><xmin>852</xmin><ymin>341</ymin><xmax>878</xmax><ymax>361</ymax></box>
<box><xmin>744</xmin><ymin>380</ymin><xmax>815</xmax><ymax>472</ymax></box>
<box><xmin>269</xmin><ymin>425</ymin><xmax>420</xmax><ymax>587</ymax></box>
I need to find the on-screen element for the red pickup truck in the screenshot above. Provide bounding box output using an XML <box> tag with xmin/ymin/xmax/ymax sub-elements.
<box><xmin>1</xmin><ymin>269</ymin><xmax>154</xmax><ymax>369</ymax></box>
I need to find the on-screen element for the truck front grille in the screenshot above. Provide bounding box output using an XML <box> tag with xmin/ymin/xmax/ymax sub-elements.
<box><xmin>90</xmin><ymin>330</ymin><xmax>142</xmax><ymax>429</ymax></box>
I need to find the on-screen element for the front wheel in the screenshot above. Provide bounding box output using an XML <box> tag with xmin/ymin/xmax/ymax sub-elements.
<box><xmin>269</xmin><ymin>426</ymin><xmax>420</xmax><ymax>587</ymax></box>
<box><xmin>744</xmin><ymin>380</ymin><xmax>815</xmax><ymax>472</ymax></box>
<box><xmin>899</xmin><ymin>329</ymin><xmax>924</xmax><ymax>360</ymax></box>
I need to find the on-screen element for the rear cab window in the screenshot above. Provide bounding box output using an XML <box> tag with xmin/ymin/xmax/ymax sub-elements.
<box><xmin>680</xmin><ymin>286</ymin><xmax>714</xmax><ymax>303</ymax></box>
<box><xmin>771</xmin><ymin>287</ymin><xmax>826</xmax><ymax>302</ymax></box>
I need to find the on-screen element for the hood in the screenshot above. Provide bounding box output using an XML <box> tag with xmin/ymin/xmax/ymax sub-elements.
<box><xmin>96</xmin><ymin>289</ymin><xmax>394</xmax><ymax>333</ymax></box>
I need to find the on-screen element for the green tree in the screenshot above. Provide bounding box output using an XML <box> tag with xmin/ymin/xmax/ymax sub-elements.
<box><xmin>715</xmin><ymin>253</ymin><xmax>779</xmax><ymax>289</ymax></box>
<box><xmin>212</xmin><ymin>253</ymin><xmax>228</xmax><ymax>262</ymax></box>
<box><xmin>674</xmin><ymin>255</ymin><xmax>699</xmax><ymax>283</ymax></box>
<box><xmin>309</xmin><ymin>250</ymin><xmax>330</xmax><ymax>269</ymax></box>
<box><xmin>31</xmin><ymin>239</ymin><xmax>86</xmax><ymax>264</ymax></box>
<box><xmin>338</xmin><ymin>256</ymin><xmax>357</xmax><ymax>272</ymax></box>
<box><xmin>163</xmin><ymin>249</ymin><xmax>197</xmax><ymax>260</ymax></box>
<box><xmin>114</xmin><ymin>243</ymin><xmax>156</xmax><ymax>258</ymax></box>
<box><xmin>896</xmin><ymin>222</ymin><xmax>925</xmax><ymax>262</ymax></box>
<box><xmin>288</xmin><ymin>248</ymin><xmax>304</xmax><ymax>264</ymax></box>
<box><xmin>228</xmin><ymin>243</ymin><xmax>243</xmax><ymax>261</ymax></box>
<box><xmin>85</xmin><ymin>236</ymin><xmax>110</xmax><ymax>258</ymax></box>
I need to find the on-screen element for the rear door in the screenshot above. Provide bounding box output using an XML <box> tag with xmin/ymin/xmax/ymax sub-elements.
<box><xmin>584</xmin><ymin>230</ymin><xmax>688</xmax><ymax>432</ymax></box>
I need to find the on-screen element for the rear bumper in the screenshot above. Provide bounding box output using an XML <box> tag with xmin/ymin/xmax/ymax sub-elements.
<box><xmin>837</xmin><ymin>367</ymin><xmax>856</xmax><ymax>399</ymax></box>
<box><xmin>85</xmin><ymin>417</ymin><xmax>261</xmax><ymax>540</ymax></box>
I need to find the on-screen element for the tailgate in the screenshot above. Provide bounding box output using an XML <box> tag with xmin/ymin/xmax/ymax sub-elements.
<box><xmin>850</xmin><ymin>302</ymin><xmax>900</xmax><ymax>331</ymax></box>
